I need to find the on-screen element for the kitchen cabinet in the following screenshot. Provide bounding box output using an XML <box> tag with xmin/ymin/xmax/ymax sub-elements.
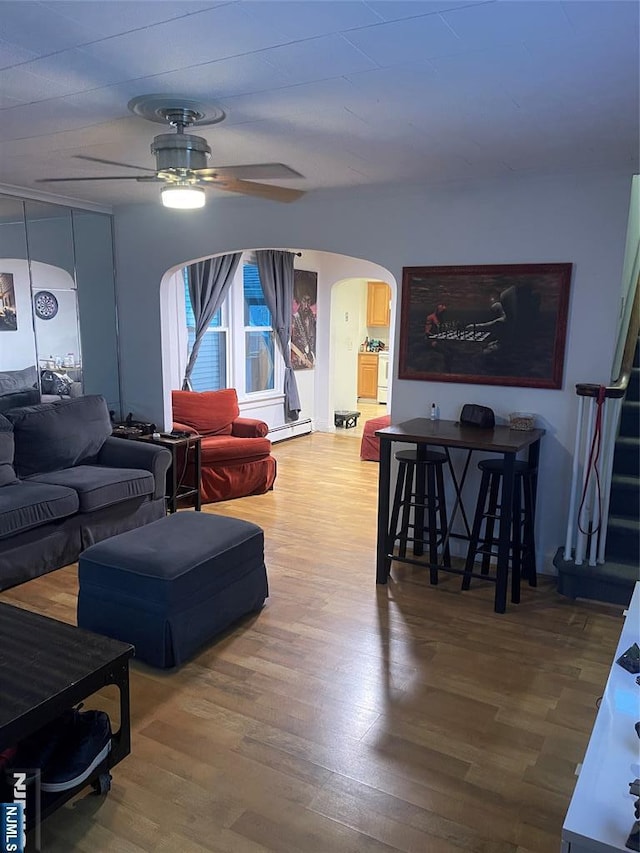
<box><xmin>358</xmin><ymin>352</ymin><xmax>378</xmax><ymax>399</ymax></box>
<box><xmin>367</xmin><ymin>282</ymin><xmax>391</xmax><ymax>327</ymax></box>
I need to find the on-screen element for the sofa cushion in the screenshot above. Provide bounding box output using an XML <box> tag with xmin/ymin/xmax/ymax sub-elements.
<box><xmin>0</xmin><ymin>414</ymin><xmax>17</xmax><ymax>487</ymax></box>
<box><xmin>0</xmin><ymin>481</ymin><xmax>79</xmax><ymax>540</ymax></box>
<box><xmin>79</xmin><ymin>513</ymin><xmax>265</xmax><ymax>607</ymax></box>
<box><xmin>0</xmin><ymin>365</ymin><xmax>38</xmax><ymax>396</ymax></box>
<box><xmin>6</xmin><ymin>395</ymin><xmax>112</xmax><ymax>477</ymax></box>
<box><xmin>172</xmin><ymin>389</ymin><xmax>239</xmax><ymax>436</ymax></box>
<box><xmin>0</xmin><ymin>388</ymin><xmax>41</xmax><ymax>414</ymax></box>
<box><xmin>200</xmin><ymin>435</ymin><xmax>273</xmax><ymax>465</ymax></box>
<box><xmin>28</xmin><ymin>465</ymin><xmax>155</xmax><ymax>513</ymax></box>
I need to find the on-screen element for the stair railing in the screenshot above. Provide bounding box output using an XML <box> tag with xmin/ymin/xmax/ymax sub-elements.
<box><xmin>563</xmin><ymin>277</ymin><xmax>639</xmax><ymax>566</ymax></box>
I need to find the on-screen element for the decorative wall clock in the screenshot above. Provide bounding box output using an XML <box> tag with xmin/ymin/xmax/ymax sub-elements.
<box><xmin>34</xmin><ymin>291</ymin><xmax>58</xmax><ymax>320</ymax></box>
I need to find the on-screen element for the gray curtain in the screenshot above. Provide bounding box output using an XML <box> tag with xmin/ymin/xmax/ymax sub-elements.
<box><xmin>182</xmin><ymin>253</ymin><xmax>241</xmax><ymax>389</ymax></box>
<box><xmin>255</xmin><ymin>249</ymin><xmax>301</xmax><ymax>421</ymax></box>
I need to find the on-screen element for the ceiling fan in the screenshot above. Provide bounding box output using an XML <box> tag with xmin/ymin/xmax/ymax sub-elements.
<box><xmin>36</xmin><ymin>95</ymin><xmax>305</xmax><ymax>208</ymax></box>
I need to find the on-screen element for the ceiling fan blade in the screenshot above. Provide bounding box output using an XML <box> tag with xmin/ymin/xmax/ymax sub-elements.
<box><xmin>206</xmin><ymin>178</ymin><xmax>305</xmax><ymax>203</ymax></box>
<box><xmin>74</xmin><ymin>154</ymin><xmax>157</xmax><ymax>173</ymax></box>
<box><xmin>195</xmin><ymin>163</ymin><xmax>303</xmax><ymax>181</ymax></box>
<box><xmin>36</xmin><ymin>175</ymin><xmax>162</xmax><ymax>183</ymax></box>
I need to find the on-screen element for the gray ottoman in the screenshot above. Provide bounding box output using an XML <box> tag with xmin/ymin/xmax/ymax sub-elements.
<box><xmin>77</xmin><ymin>512</ymin><xmax>268</xmax><ymax>668</ymax></box>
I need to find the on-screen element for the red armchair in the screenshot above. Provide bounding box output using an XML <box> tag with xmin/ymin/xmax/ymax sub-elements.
<box><xmin>172</xmin><ymin>389</ymin><xmax>277</xmax><ymax>504</ymax></box>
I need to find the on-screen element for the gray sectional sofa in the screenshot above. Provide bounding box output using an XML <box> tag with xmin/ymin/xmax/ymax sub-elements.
<box><xmin>0</xmin><ymin>394</ymin><xmax>171</xmax><ymax>590</ymax></box>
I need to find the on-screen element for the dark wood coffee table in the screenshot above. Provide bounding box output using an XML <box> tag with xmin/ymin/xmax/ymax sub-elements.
<box><xmin>0</xmin><ymin>602</ymin><xmax>133</xmax><ymax>831</ymax></box>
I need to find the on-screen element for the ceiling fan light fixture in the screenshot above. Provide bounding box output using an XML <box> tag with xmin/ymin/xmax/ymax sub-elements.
<box><xmin>161</xmin><ymin>184</ymin><xmax>205</xmax><ymax>209</ymax></box>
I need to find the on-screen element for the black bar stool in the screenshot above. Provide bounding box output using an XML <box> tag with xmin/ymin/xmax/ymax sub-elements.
<box><xmin>388</xmin><ymin>448</ymin><xmax>450</xmax><ymax>584</ymax></box>
<box><xmin>462</xmin><ymin>458</ymin><xmax>537</xmax><ymax>602</ymax></box>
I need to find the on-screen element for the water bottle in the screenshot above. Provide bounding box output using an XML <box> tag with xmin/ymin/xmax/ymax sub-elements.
<box><xmin>430</xmin><ymin>403</ymin><xmax>438</xmax><ymax>421</ymax></box>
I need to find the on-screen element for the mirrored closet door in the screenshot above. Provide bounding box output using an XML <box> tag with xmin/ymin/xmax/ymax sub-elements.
<box><xmin>0</xmin><ymin>193</ymin><xmax>121</xmax><ymax>416</ymax></box>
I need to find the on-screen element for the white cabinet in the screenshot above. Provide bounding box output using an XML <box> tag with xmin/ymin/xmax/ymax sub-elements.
<box><xmin>561</xmin><ymin>582</ymin><xmax>640</xmax><ymax>852</ymax></box>
<box><xmin>377</xmin><ymin>351</ymin><xmax>389</xmax><ymax>403</ymax></box>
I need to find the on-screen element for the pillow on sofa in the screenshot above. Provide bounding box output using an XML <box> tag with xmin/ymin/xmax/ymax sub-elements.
<box><xmin>40</xmin><ymin>369</ymin><xmax>73</xmax><ymax>396</ymax></box>
<box><xmin>0</xmin><ymin>414</ymin><xmax>17</xmax><ymax>486</ymax></box>
<box><xmin>172</xmin><ymin>389</ymin><xmax>239</xmax><ymax>436</ymax></box>
<box><xmin>6</xmin><ymin>394</ymin><xmax>112</xmax><ymax>478</ymax></box>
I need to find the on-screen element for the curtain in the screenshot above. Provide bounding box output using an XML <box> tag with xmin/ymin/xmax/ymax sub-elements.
<box><xmin>255</xmin><ymin>249</ymin><xmax>301</xmax><ymax>421</ymax></box>
<box><xmin>182</xmin><ymin>253</ymin><xmax>241</xmax><ymax>389</ymax></box>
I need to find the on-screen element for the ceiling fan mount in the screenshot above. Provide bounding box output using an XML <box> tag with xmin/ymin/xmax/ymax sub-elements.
<box><xmin>156</xmin><ymin>107</ymin><xmax>205</xmax><ymax>128</ymax></box>
<box><xmin>36</xmin><ymin>94</ymin><xmax>305</xmax><ymax>205</ymax></box>
<box><xmin>127</xmin><ymin>94</ymin><xmax>225</xmax><ymax>127</ymax></box>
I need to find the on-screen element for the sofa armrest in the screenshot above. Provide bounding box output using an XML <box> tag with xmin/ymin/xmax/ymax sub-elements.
<box><xmin>172</xmin><ymin>420</ymin><xmax>199</xmax><ymax>436</ymax></box>
<box><xmin>232</xmin><ymin>418</ymin><xmax>269</xmax><ymax>439</ymax></box>
<box><xmin>97</xmin><ymin>436</ymin><xmax>172</xmax><ymax>501</ymax></box>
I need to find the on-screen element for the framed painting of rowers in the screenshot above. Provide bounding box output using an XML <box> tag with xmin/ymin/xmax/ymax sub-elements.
<box><xmin>398</xmin><ymin>263</ymin><xmax>572</xmax><ymax>389</ymax></box>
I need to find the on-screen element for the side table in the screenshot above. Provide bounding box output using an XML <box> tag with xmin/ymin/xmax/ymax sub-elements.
<box><xmin>136</xmin><ymin>434</ymin><xmax>202</xmax><ymax>513</ymax></box>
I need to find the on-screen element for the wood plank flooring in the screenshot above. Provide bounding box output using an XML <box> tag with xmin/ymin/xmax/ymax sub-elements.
<box><xmin>1</xmin><ymin>410</ymin><xmax>623</xmax><ymax>852</ymax></box>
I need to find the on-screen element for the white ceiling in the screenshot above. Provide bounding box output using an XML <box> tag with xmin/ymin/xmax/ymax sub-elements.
<box><xmin>0</xmin><ymin>0</ymin><xmax>638</xmax><ymax>209</ymax></box>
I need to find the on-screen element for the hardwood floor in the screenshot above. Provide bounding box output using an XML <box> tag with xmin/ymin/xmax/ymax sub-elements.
<box><xmin>1</xmin><ymin>420</ymin><xmax>623</xmax><ymax>853</ymax></box>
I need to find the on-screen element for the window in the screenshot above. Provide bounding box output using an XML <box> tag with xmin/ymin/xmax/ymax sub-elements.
<box><xmin>243</xmin><ymin>264</ymin><xmax>274</xmax><ymax>394</ymax></box>
<box><xmin>183</xmin><ymin>270</ymin><xmax>227</xmax><ymax>391</ymax></box>
<box><xmin>181</xmin><ymin>260</ymin><xmax>277</xmax><ymax>397</ymax></box>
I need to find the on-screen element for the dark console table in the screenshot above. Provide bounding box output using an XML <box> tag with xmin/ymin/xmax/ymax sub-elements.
<box><xmin>0</xmin><ymin>603</ymin><xmax>133</xmax><ymax>833</ymax></box>
<box><xmin>112</xmin><ymin>430</ymin><xmax>202</xmax><ymax>514</ymax></box>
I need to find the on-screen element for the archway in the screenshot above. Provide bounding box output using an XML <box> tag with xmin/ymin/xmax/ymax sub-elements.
<box><xmin>159</xmin><ymin>247</ymin><xmax>396</xmax><ymax>436</ymax></box>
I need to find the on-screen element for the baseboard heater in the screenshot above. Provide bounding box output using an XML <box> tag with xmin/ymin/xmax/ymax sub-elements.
<box><xmin>268</xmin><ymin>418</ymin><xmax>312</xmax><ymax>443</ymax></box>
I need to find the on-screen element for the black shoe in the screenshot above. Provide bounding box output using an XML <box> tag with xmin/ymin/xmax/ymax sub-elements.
<box><xmin>10</xmin><ymin>707</ymin><xmax>78</xmax><ymax>782</ymax></box>
<box><xmin>41</xmin><ymin>710</ymin><xmax>112</xmax><ymax>793</ymax></box>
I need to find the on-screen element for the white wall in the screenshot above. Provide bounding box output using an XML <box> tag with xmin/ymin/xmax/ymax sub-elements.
<box><xmin>0</xmin><ymin>260</ymin><xmax>36</xmax><ymax>370</ymax></box>
<box><xmin>0</xmin><ymin>261</ymin><xmax>80</xmax><ymax>373</ymax></box>
<box><xmin>112</xmin><ymin>169</ymin><xmax>633</xmax><ymax>573</ymax></box>
<box><xmin>331</xmin><ymin>278</ymin><xmax>366</xmax><ymax>412</ymax></box>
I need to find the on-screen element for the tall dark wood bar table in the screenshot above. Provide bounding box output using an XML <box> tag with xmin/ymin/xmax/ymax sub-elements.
<box><xmin>375</xmin><ymin>418</ymin><xmax>545</xmax><ymax>613</ymax></box>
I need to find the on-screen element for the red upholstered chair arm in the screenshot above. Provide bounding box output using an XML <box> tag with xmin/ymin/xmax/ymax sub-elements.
<box><xmin>231</xmin><ymin>418</ymin><xmax>269</xmax><ymax>439</ymax></box>
<box><xmin>172</xmin><ymin>420</ymin><xmax>200</xmax><ymax>436</ymax></box>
